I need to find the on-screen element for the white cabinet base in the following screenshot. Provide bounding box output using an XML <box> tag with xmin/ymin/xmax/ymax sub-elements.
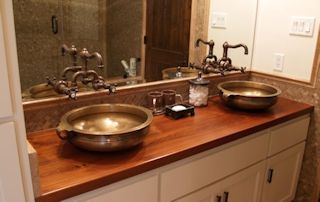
<box><xmin>64</xmin><ymin>116</ymin><xmax>310</xmax><ymax>202</ymax></box>
<box><xmin>262</xmin><ymin>142</ymin><xmax>305</xmax><ymax>202</ymax></box>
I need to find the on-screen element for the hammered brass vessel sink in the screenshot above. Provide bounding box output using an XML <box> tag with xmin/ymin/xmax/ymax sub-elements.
<box><xmin>162</xmin><ymin>67</ymin><xmax>198</xmax><ymax>80</ymax></box>
<box><xmin>22</xmin><ymin>82</ymin><xmax>91</xmax><ymax>99</ymax></box>
<box><xmin>217</xmin><ymin>81</ymin><xmax>281</xmax><ymax>110</ymax></box>
<box><xmin>56</xmin><ymin>104</ymin><xmax>153</xmax><ymax>152</ymax></box>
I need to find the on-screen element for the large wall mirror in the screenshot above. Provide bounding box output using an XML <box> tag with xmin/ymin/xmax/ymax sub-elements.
<box><xmin>13</xmin><ymin>0</ymin><xmax>319</xmax><ymax>102</ymax></box>
<box><xmin>14</xmin><ymin>0</ymin><xmax>210</xmax><ymax>101</ymax></box>
<box><xmin>14</xmin><ymin>0</ymin><xmax>146</xmax><ymax>100</ymax></box>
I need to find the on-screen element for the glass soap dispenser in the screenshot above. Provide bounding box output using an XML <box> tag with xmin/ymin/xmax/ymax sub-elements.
<box><xmin>189</xmin><ymin>72</ymin><xmax>209</xmax><ymax>107</ymax></box>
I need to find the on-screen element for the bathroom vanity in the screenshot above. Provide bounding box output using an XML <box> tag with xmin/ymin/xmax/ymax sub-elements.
<box><xmin>27</xmin><ymin>96</ymin><xmax>312</xmax><ymax>202</ymax></box>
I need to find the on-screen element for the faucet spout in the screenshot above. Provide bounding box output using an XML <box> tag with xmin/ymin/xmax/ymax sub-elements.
<box><xmin>243</xmin><ymin>45</ymin><xmax>249</xmax><ymax>55</ymax></box>
<box><xmin>223</xmin><ymin>42</ymin><xmax>249</xmax><ymax>55</ymax></box>
<box><xmin>72</xmin><ymin>70</ymin><xmax>99</xmax><ymax>85</ymax></box>
<box><xmin>80</xmin><ymin>48</ymin><xmax>104</xmax><ymax>69</ymax></box>
<box><xmin>72</xmin><ymin>71</ymin><xmax>85</xmax><ymax>84</ymax></box>
<box><xmin>61</xmin><ymin>66</ymin><xmax>82</xmax><ymax>79</ymax></box>
<box><xmin>234</xmin><ymin>44</ymin><xmax>248</xmax><ymax>55</ymax></box>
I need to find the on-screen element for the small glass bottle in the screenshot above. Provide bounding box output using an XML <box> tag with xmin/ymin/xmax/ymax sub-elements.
<box><xmin>189</xmin><ymin>72</ymin><xmax>209</xmax><ymax>107</ymax></box>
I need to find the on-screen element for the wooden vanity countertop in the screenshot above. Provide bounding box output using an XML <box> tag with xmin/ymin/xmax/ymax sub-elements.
<box><xmin>27</xmin><ymin>96</ymin><xmax>313</xmax><ymax>201</ymax></box>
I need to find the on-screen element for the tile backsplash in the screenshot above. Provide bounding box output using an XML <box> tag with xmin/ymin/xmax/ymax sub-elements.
<box><xmin>23</xmin><ymin>73</ymin><xmax>249</xmax><ymax>133</ymax></box>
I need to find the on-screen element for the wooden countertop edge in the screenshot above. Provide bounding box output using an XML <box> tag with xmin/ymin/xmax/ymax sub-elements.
<box><xmin>35</xmin><ymin>105</ymin><xmax>314</xmax><ymax>202</ymax></box>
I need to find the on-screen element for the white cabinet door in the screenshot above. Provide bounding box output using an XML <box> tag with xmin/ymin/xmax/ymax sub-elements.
<box><xmin>220</xmin><ymin>161</ymin><xmax>265</xmax><ymax>202</ymax></box>
<box><xmin>176</xmin><ymin>161</ymin><xmax>266</xmax><ymax>202</ymax></box>
<box><xmin>0</xmin><ymin>10</ymin><xmax>13</xmax><ymax>119</ymax></box>
<box><xmin>261</xmin><ymin>142</ymin><xmax>305</xmax><ymax>202</ymax></box>
<box><xmin>0</xmin><ymin>122</ymin><xmax>25</xmax><ymax>202</ymax></box>
<box><xmin>161</xmin><ymin>132</ymin><xmax>269</xmax><ymax>202</ymax></box>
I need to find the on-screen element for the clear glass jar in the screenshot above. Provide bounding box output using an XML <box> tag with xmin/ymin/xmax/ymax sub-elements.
<box><xmin>189</xmin><ymin>72</ymin><xmax>209</xmax><ymax>107</ymax></box>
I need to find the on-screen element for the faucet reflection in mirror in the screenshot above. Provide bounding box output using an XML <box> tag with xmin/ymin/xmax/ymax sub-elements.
<box><xmin>190</xmin><ymin>39</ymin><xmax>248</xmax><ymax>75</ymax></box>
<box><xmin>46</xmin><ymin>44</ymin><xmax>116</xmax><ymax>100</ymax></box>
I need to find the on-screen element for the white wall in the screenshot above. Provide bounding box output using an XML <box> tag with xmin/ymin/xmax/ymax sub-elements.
<box><xmin>208</xmin><ymin>0</ymin><xmax>257</xmax><ymax>69</ymax></box>
<box><xmin>252</xmin><ymin>0</ymin><xmax>320</xmax><ymax>82</ymax></box>
<box><xmin>208</xmin><ymin>0</ymin><xmax>320</xmax><ymax>82</ymax></box>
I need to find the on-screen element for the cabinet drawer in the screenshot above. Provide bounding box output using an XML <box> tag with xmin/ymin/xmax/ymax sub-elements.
<box><xmin>160</xmin><ymin>132</ymin><xmax>269</xmax><ymax>202</ymax></box>
<box><xmin>64</xmin><ymin>174</ymin><xmax>158</xmax><ymax>202</ymax></box>
<box><xmin>268</xmin><ymin>116</ymin><xmax>309</xmax><ymax>156</ymax></box>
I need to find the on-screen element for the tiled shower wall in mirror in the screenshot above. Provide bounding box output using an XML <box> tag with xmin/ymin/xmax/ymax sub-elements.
<box><xmin>13</xmin><ymin>0</ymin><xmax>142</xmax><ymax>91</ymax></box>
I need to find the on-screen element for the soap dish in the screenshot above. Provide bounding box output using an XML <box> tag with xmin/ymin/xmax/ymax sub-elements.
<box><xmin>165</xmin><ymin>103</ymin><xmax>195</xmax><ymax>119</ymax></box>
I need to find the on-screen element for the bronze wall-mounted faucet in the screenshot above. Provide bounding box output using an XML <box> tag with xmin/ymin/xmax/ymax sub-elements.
<box><xmin>190</xmin><ymin>39</ymin><xmax>248</xmax><ymax>75</ymax></box>
<box><xmin>46</xmin><ymin>45</ymin><xmax>116</xmax><ymax>99</ymax></box>
<box><xmin>71</xmin><ymin>48</ymin><xmax>115</xmax><ymax>93</ymax></box>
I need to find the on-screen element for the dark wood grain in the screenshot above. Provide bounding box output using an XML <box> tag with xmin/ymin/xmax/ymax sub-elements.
<box><xmin>145</xmin><ymin>0</ymin><xmax>192</xmax><ymax>81</ymax></box>
<box><xmin>28</xmin><ymin>96</ymin><xmax>313</xmax><ymax>201</ymax></box>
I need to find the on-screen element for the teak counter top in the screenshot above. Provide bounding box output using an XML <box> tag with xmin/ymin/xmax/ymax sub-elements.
<box><xmin>27</xmin><ymin>96</ymin><xmax>313</xmax><ymax>201</ymax></box>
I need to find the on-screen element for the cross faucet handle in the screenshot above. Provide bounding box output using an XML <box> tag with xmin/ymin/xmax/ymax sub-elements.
<box><xmin>92</xmin><ymin>76</ymin><xmax>116</xmax><ymax>94</ymax></box>
<box><xmin>46</xmin><ymin>76</ymin><xmax>56</xmax><ymax>86</ymax></box>
<box><xmin>66</xmin><ymin>87</ymin><xmax>78</xmax><ymax>100</ymax></box>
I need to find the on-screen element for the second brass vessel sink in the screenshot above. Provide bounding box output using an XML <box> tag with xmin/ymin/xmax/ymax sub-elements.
<box><xmin>56</xmin><ymin>104</ymin><xmax>153</xmax><ymax>152</ymax></box>
<box><xmin>22</xmin><ymin>82</ymin><xmax>91</xmax><ymax>99</ymax></box>
<box><xmin>217</xmin><ymin>81</ymin><xmax>281</xmax><ymax>110</ymax></box>
<box><xmin>162</xmin><ymin>67</ymin><xmax>198</xmax><ymax>80</ymax></box>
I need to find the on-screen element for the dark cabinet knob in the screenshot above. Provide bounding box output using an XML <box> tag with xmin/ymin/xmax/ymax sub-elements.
<box><xmin>216</xmin><ymin>195</ymin><xmax>222</xmax><ymax>202</ymax></box>
<box><xmin>223</xmin><ymin>191</ymin><xmax>229</xmax><ymax>202</ymax></box>
<box><xmin>267</xmin><ymin>168</ymin><xmax>274</xmax><ymax>183</ymax></box>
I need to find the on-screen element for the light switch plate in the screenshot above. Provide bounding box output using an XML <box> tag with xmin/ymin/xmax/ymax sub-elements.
<box><xmin>289</xmin><ymin>16</ymin><xmax>315</xmax><ymax>37</ymax></box>
<box><xmin>211</xmin><ymin>12</ymin><xmax>227</xmax><ymax>29</ymax></box>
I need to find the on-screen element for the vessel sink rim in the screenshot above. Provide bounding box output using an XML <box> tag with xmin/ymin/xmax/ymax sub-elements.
<box><xmin>217</xmin><ymin>80</ymin><xmax>281</xmax><ymax>98</ymax></box>
<box><xmin>59</xmin><ymin>103</ymin><xmax>153</xmax><ymax>136</ymax></box>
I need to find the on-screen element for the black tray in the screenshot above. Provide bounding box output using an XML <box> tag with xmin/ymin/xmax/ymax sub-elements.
<box><xmin>165</xmin><ymin>103</ymin><xmax>195</xmax><ymax>119</ymax></box>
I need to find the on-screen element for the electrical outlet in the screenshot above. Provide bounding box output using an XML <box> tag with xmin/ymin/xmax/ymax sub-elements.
<box><xmin>273</xmin><ymin>53</ymin><xmax>285</xmax><ymax>72</ymax></box>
